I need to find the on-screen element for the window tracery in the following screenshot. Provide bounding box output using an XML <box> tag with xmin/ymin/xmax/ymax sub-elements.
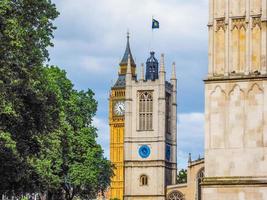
<box><xmin>139</xmin><ymin>91</ymin><xmax>153</xmax><ymax>130</ymax></box>
<box><xmin>167</xmin><ymin>191</ymin><xmax>185</xmax><ymax>200</ymax></box>
<box><xmin>196</xmin><ymin>168</ymin><xmax>204</xmax><ymax>200</ymax></box>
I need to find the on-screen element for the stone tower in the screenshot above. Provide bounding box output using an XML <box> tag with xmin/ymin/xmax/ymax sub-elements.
<box><xmin>109</xmin><ymin>33</ymin><xmax>136</xmax><ymax>200</ymax></box>
<box><xmin>203</xmin><ymin>0</ymin><xmax>267</xmax><ymax>199</ymax></box>
<box><xmin>124</xmin><ymin>52</ymin><xmax>177</xmax><ymax>200</ymax></box>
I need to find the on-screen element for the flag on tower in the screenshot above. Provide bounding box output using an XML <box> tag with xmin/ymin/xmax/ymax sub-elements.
<box><xmin>152</xmin><ymin>18</ymin><xmax>159</xmax><ymax>29</ymax></box>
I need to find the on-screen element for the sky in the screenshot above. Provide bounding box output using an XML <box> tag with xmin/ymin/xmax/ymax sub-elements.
<box><xmin>49</xmin><ymin>0</ymin><xmax>208</xmax><ymax>169</ymax></box>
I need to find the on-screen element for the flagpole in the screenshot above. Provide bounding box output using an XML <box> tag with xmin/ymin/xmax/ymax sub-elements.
<box><xmin>151</xmin><ymin>15</ymin><xmax>154</xmax><ymax>52</ymax></box>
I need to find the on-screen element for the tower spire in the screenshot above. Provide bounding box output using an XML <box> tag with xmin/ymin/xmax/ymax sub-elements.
<box><xmin>120</xmin><ymin>32</ymin><xmax>136</xmax><ymax>67</ymax></box>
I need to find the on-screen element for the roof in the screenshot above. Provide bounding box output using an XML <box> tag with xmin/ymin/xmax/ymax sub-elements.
<box><xmin>119</xmin><ymin>34</ymin><xmax>136</xmax><ymax>66</ymax></box>
<box><xmin>112</xmin><ymin>75</ymin><xmax>126</xmax><ymax>88</ymax></box>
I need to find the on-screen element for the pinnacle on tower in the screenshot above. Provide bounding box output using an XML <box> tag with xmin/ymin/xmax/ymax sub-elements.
<box><xmin>140</xmin><ymin>63</ymin><xmax>145</xmax><ymax>81</ymax></box>
<box><xmin>126</xmin><ymin>54</ymin><xmax>131</xmax><ymax>74</ymax></box>
<box><xmin>160</xmin><ymin>53</ymin><xmax>165</xmax><ymax>73</ymax></box>
<box><xmin>171</xmin><ymin>62</ymin><xmax>176</xmax><ymax>80</ymax></box>
<box><xmin>188</xmin><ymin>153</ymin><xmax>192</xmax><ymax>163</ymax></box>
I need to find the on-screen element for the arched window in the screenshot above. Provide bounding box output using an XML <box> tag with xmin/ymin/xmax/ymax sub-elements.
<box><xmin>139</xmin><ymin>91</ymin><xmax>153</xmax><ymax>130</ymax></box>
<box><xmin>167</xmin><ymin>191</ymin><xmax>185</xmax><ymax>200</ymax></box>
<box><xmin>196</xmin><ymin>168</ymin><xmax>205</xmax><ymax>200</ymax></box>
<box><xmin>140</xmin><ymin>175</ymin><xmax>148</xmax><ymax>186</ymax></box>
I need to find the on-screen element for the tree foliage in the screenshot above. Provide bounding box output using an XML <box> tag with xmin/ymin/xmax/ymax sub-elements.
<box><xmin>177</xmin><ymin>169</ymin><xmax>187</xmax><ymax>184</ymax></box>
<box><xmin>0</xmin><ymin>0</ymin><xmax>113</xmax><ymax>199</ymax></box>
<box><xmin>0</xmin><ymin>0</ymin><xmax>60</xmax><ymax>194</ymax></box>
<box><xmin>29</xmin><ymin>67</ymin><xmax>113</xmax><ymax>200</ymax></box>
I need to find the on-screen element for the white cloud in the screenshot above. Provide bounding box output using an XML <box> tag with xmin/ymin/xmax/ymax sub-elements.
<box><xmin>178</xmin><ymin>112</ymin><xmax>204</xmax><ymax>168</ymax></box>
<box><xmin>93</xmin><ymin>117</ymin><xmax>110</xmax><ymax>158</ymax></box>
<box><xmin>49</xmin><ymin>0</ymin><xmax>207</xmax><ymax>169</ymax></box>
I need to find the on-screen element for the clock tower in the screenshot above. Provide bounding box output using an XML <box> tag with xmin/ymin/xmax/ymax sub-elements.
<box><xmin>124</xmin><ymin>52</ymin><xmax>177</xmax><ymax>200</ymax></box>
<box><xmin>109</xmin><ymin>33</ymin><xmax>136</xmax><ymax>200</ymax></box>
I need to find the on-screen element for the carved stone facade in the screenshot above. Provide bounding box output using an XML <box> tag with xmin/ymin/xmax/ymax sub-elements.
<box><xmin>124</xmin><ymin>53</ymin><xmax>177</xmax><ymax>200</ymax></box>
<box><xmin>204</xmin><ymin>0</ymin><xmax>267</xmax><ymax>199</ymax></box>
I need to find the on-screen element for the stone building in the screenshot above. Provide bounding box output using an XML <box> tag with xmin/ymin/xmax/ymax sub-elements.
<box><xmin>202</xmin><ymin>0</ymin><xmax>267</xmax><ymax>199</ymax></box>
<box><xmin>109</xmin><ymin>34</ymin><xmax>179</xmax><ymax>200</ymax></box>
<box><xmin>166</xmin><ymin>157</ymin><xmax>204</xmax><ymax>200</ymax></box>
<box><xmin>124</xmin><ymin>51</ymin><xmax>177</xmax><ymax>199</ymax></box>
<box><xmin>109</xmin><ymin>33</ymin><xmax>136</xmax><ymax>200</ymax></box>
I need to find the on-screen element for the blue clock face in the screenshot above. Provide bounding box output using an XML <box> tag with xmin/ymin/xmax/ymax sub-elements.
<box><xmin>139</xmin><ymin>145</ymin><xmax>151</xmax><ymax>158</ymax></box>
<box><xmin>166</xmin><ymin>145</ymin><xmax>171</xmax><ymax>161</ymax></box>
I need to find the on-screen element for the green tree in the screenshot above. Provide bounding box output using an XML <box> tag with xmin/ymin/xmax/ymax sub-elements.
<box><xmin>177</xmin><ymin>169</ymin><xmax>187</xmax><ymax>184</ymax></box>
<box><xmin>0</xmin><ymin>0</ymin><xmax>59</xmax><ymax>195</ymax></box>
<box><xmin>29</xmin><ymin>66</ymin><xmax>113</xmax><ymax>200</ymax></box>
<box><xmin>0</xmin><ymin>0</ymin><xmax>113</xmax><ymax>198</ymax></box>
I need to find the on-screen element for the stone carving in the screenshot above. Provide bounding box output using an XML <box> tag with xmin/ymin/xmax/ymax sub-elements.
<box><xmin>252</xmin><ymin>17</ymin><xmax>261</xmax><ymax>29</ymax></box>
<box><xmin>232</xmin><ymin>18</ymin><xmax>247</xmax><ymax>30</ymax></box>
<box><xmin>167</xmin><ymin>191</ymin><xmax>185</xmax><ymax>200</ymax></box>
<box><xmin>216</xmin><ymin>19</ymin><xmax>226</xmax><ymax>31</ymax></box>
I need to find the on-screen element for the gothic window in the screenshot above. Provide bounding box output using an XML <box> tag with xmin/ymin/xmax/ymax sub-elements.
<box><xmin>140</xmin><ymin>175</ymin><xmax>148</xmax><ymax>186</ymax></box>
<box><xmin>166</xmin><ymin>93</ymin><xmax>171</xmax><ymax>133</ymax></box>
<box><xmin>139</xmin><ymin>91</ymin><xmax>153</xmax><ymax>131</ymax></box>
<box><xmin>167</xmin><ymin>191</ymin><xmax>185</xmax><ymax>200</ymax></box>
<box><xmin>196</xmin><ymin>168</ymin><xmax>204</xmax><ymax>200</ymax></box>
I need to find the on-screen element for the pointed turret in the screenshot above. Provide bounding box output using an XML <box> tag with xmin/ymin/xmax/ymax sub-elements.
<box><xmin>120</xmin><ymin>32</ymin><xmax>136</xmax><ymax>67</ymax></box>
<box><xmin>113</xmin><ymin>33</ymin><xmax>136</xmax><ymax>89</ymax></box>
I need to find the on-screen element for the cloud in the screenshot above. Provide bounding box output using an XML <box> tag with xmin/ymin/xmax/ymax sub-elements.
<box><xmin>93</xmin><ymin>117</ymin><xmax>110</xmax><ymax>158</ymax></box>
<box><xmin>178</xmin><ymin>112</ymin><xmax>204</xmax><ymax>168</ymax></box>
<box><xmin>49</xmin><ymin>0</ymin><xmax>209</xmax><ymax>115</ymax></box>
<box><xmin>49</xmin><ymin>0</ymin><xmax>207</xmax><ymax>169</ymax></box>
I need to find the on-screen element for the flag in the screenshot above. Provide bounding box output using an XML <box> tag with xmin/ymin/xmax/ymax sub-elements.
<box><xmin>152</xmin><ymin>18</ymin><xmax>159</xmax><ymax>29</ymax></box>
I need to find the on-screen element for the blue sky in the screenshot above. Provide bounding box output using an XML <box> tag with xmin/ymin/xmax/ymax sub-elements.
<box><xmin>49</xmin><ymin>0</ymin><xmax>208</xmax><ymax>169</ymax></box>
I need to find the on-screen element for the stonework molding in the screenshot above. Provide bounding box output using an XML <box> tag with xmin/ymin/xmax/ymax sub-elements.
<box><xmin>232</xmin><ymin>18</ymin><xmax>247</xmax><ymax>30</ymax></box>
<box><xmin>247</xmin><ymin>83</ymin><xmax>264</xmax><ymax>94</ymax></box>
<box><xmin>228</xmin><ymin>84</ymin><xmax>245</xmax><ymax>96</ymax></box>
<box><xmin>167</xmin><ymin>190</ymin><xmax>185</xmax><ymax>200</ymax></box>
<box><xmin>216</xmin><ymin>19</ymin><xmax>226</xmax><ymax>31</ymax></box>
<box><xmin>209</xmin><ymin>85</ymin><xmax>226</xmax><ymax>97</ymax></box>
<box><xmin>202</xmin><ymin>177</ymin><xmax>267</xmax><ymax>186</ymax></box>
<box><xmin>252</xmin><ymin>17</ymin><xmax>262</xmax><ymax>29</ymax></box>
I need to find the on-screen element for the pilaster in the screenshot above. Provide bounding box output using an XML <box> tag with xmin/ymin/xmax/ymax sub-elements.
<box><xmin>261</xmin><ymin>18</ymin><xmax>267</xmax><ymax>74</ymax></box>
<box><xmin>170</xmin><ymin>62</ymin><xmax>177</xmax><ymax>185</ymax></box>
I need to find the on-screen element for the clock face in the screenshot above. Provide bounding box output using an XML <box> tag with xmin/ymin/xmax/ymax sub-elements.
<box><xmin>114</xmin><ymin>101</ymin><xmax>125</xmax><ymax>116</ymax></box>
<box><xmin>139</xmin><ymin>145</ymin><xmax>150</xmax><ymax>159</ymax></box>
